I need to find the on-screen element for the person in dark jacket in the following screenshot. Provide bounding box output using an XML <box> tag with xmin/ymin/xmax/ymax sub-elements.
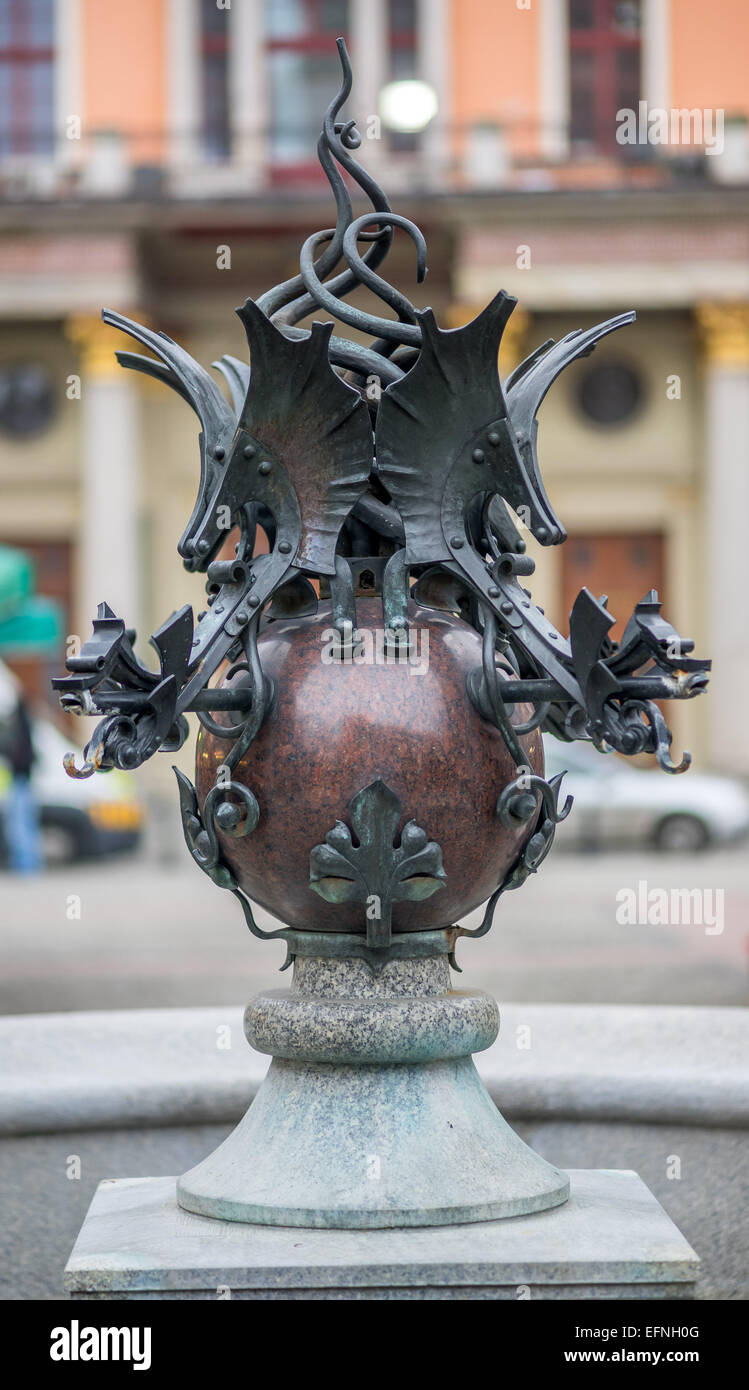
<box><xmin>0</xmin><ymin>694</ymin><xmax>42</xmax><ymax>873</ymax></box>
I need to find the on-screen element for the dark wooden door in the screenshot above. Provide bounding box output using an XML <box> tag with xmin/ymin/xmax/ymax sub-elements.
<box><xmin>561</xmin><ymin>532</ymin><xmax>664</xmax><ymax>641</ymax></box>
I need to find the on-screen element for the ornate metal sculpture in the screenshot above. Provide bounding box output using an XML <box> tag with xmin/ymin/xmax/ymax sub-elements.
<box><xmin>54</xmin><ymin>40</ymin><xmax>710</xmax><ymax>974</ymax></box>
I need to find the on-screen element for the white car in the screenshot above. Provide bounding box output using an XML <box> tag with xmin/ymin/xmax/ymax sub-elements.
<box><xmin>542</xmin><ymin>735</ymin><xmax>749</xmax><ymax>853</ymax></box>
<box><xmin>0</xmin><ymin>718</ymin><xmax>144</xmax><ymax>864</ymax></box>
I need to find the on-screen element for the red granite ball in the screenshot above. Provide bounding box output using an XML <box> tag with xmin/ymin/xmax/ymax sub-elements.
<box><xmin>196</xmin><ymin>598</ymin><xmax>544</xmax><ymax>934</ymax></box>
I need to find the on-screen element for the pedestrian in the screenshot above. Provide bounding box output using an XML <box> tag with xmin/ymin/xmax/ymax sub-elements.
<box><xmin>0</xmin><ymin>666</ymin><xmax>43</xmax><ymax>874</ymax></box>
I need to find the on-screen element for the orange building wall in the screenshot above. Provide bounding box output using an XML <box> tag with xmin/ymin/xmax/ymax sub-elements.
<box><xmin>671</xmin><ymin>0</ymin><xmax>749</xmax><ymax>120</ymax></box>
<box><xmin>450</xmin><ymin>0</ymin><xmax>540</xmax><ymax>158</ymax></box>
<box><xmin>81</xmin><ymin>0</ymin><xmax>167</xmax><ymax>164</ymax></box>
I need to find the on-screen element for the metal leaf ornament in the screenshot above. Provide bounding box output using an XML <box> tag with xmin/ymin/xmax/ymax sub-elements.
<box><xmin>309</xmin><ymin>781</ymin><xmax>446</xmax><ymax>947</ymax></box>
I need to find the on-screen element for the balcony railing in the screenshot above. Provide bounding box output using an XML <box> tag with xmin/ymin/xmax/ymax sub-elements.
<box><xmin>0</xmin><ymin>116</ymin><xmax>746</xmax><ymax>205</ymax></box>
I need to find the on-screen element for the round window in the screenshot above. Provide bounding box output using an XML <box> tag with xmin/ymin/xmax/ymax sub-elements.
<box><xmin>0</xmin><ymin>363</ymin><xmax>56</xmax><ymax>438</ymax></box>
<box><xmin>576</xmin><ymin>363</ymin><xmax>643</xmax><ymax>426</ymax></box>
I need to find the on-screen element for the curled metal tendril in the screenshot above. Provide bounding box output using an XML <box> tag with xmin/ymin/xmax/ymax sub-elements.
<box><xmin>479</xmin><ymin>606</ymin><xmax>529</xmax><ymax>767</ymax></box>
<box><xmin>198</xmin><ymin>612</ymin><xmax>272</xmax><ymax>839</ymax></box>
<box><xmin>259</xmin><ymin>39</ymin><xmax>391</xmax><ymax>323</ymax></box>
<box><xmin>453</xmin><ymin>768</ymin><xmax>572</xmax><ymax>957</ymax></box>
<box><xmin>174</xmin><ymin>768</ymin><xmax>286</xmax><ymax>943</ymax></box>
<box><xmin>63</xmin><ymin>738</ymin><xmax>107</xmax><ymax>780</ymax></box>
<box><xmin>497</xmin><ymin>771</ymin><xmax>573</xmax><ymax>832</ymax></box>
<box><xmin>257</xmin><ymin>37</ymin><xmax>426</xmax><ymax>363</ymax></box>
<box><xmin>300</xmin><ymin>215</ymin><xmax>426</xmax><ymax>345</ymax></box>
<box><xmin>619</xmin><ymin>698</ymin><xmax>691</xmax><ymax>774</ymax></box>
<box><xmin>512</xmin><ymin>702</ymin><xmax>551</xmax><ymax>736</ymax></box>
<box><xmin>203</xmin><ymin>781</ymin><xmax>259</xmax><ymax>841</ymax></box>
<box><xmin>65</xmin><ymin>713</ymin><xmax>140</xmax><ymax>777</ymax></box>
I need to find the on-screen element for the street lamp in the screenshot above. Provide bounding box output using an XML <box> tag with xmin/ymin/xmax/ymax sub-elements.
<box><xmin>55</xmin><ymin>40</ymin><xmax>709</xmax><ymax>1234</ymax></box>
<box><xmin>378</xmin><ymin>78</ymin><xmax>438</xmax><ymax>133</ymax></box>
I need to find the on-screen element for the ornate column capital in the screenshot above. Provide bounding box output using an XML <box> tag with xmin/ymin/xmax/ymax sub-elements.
<box><xmin>696</xmin><ymin>302</ymin><xmax>749</xmax><ymax>367</ymax></box>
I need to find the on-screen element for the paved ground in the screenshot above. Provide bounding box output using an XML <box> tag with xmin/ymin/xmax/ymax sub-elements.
<box><xmin>1</xmin><ymin>826</ymin><xmax>747</xmax><ymax>1011</ymax></box>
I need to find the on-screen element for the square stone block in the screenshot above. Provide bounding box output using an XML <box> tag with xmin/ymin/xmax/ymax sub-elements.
<box><xmin>65</xmin><ymin>1169</ymin><xmax>698</xmax><ymax>1300</ymax></box>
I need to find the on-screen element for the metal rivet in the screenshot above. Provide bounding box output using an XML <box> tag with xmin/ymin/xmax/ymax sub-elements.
<box><xmin>278</xmin><ymin>540</ymin><xmax>292</xmax><ymax>554</ymax></box>
<box><xmin>213</xmin><ymin>445</ymin><xmax>225</xmax><ymax>461</ymax></box>
<box><xmin>537</xmin><ymin>526</ymin><xmax>548</xmax><ymax>542</ymax></box>
<box><xmin>500</xmin><ymin>600</ymin><xmax>513</xmax><ymax>615</ymax></box>
<box><xmin>248</xmin><ymin>595</ymin><xmax>260</xmax><ymax>607</ymax></box>
<box><xmin>236</xmin><ymin>610</ymin><xmax>248</xmax><ymax>625</ymax></box>
<box><xmin>488</xmin><ymin>586</ymin><xmax>500</xmax><ymax>599</ymax></box>
<box><xmin>258</xmin><ymin>460</ymin><xmax>272</xmax><ymax>475</ymax></box>
<box><xmin>196</xmin><ymin>539</ymin><xmax>210</xmax><ymax>554</ymax></box>
<box><xmin>450</xmin><ymin>536</ymin><xmax>464</xmax><ymax>549</ymax></box>
<box><xmin>488</xmin><ymin>431</ymin><xmax>500</xmax><ymax>447</ymax></box>
<box><xmin>472</xmin><ymin>448</ymin><xmax>485</xmax><ymax>463</ymax></box>
<box><xmin>243</xmin><ymin>444</ymin><xmax>256</xmax><ymax>459</ymax></box>
<box><xmin>215</xmin><ymin>803</ymin><xmax>239</xmax><ymax>830</ymax></box>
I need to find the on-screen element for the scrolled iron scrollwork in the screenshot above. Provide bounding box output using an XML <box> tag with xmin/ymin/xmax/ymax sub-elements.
<box><xmin>173</xmin><ymin>769</ymin><xmax>284</xmax><ymax>943</ymax></box>
<box><xmin>449</xmin><ymin>771</ymin><xmax>573</xmax><ymax>968</ymax></box>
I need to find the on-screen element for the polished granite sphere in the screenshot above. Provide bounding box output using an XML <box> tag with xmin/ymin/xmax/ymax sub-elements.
<box><xmin>196</xmin><ymin>598</ymin><xmax>544</xmax><ymax>934</ymax></box>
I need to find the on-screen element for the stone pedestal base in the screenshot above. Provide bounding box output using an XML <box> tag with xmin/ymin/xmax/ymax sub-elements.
<box><xmin>177</xmin><ymin>953</ymin><xmax>568</xmax><ymax>1227</ymax></box>
<box><xmin>64</xmin><ymin>1170</ymin><xmax>699</xmax><ymax>1299</ymax></box>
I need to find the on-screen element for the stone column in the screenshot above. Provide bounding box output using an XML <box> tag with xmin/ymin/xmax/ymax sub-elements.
<box><xmin>230</xmin><ymin>0</ymin><xmax>268</xmax><ymax>187</ymax></box>
<box><xmin>537</xmin><ymin>0</ymin><xmax>570</xmax><ymax>162</ymax></box>
<box><xmin>696</xmin><ymin>303</ymin><xmax>749</xmax><ymax>773</ymax></box>
<box><xmin>417</xmin><ymin>0</ymin><xmax>450</xmax><ymax>181</ymax></box>
<box><xmin>351</xmin><ymin>0</ymin><xmax>387</xmax><ymax>176</ymax></box>
<box><xmin>641</xmin><ymin>0</ymin><xmax>671</xmax><ymax>116</ymax></box>
<box><xmin>166</xmin><ymin>0</ymin><xmax>201</xmax><ymax>174</ymax></box>
<box><xmin>66</xmin><ymin>315</ymin><xmax>141</xmax><ymax>649</ymax></box>
<box><xmin>54</xmin><ymin>0</ymin><xmax>83</xmax><ymax>175</ymax></box>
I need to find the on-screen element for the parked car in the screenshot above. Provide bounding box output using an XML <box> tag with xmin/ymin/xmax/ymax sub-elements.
<box><xmin>542</xmin><ymin>735</ymin><xmax>749</xmax><ymax>853</ymax></box>
<box><xmin>0</xmin><ymin>717</ymin><xmax>144</xmax><ymax>864</ymax></box>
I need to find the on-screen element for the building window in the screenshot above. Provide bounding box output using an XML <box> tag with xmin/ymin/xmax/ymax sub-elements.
<box><xmin>569</xmin><ymin>0</ymin><xmax>641</xmax><ymax>154</ymax></box>
<box><xmin>200</xmin><ymin>0</ymin><xmax>231</xmax><ymax>160</ymax></box>
<box><xmin>576</xmin><ymin>361</ymin><xmax>644</xmax><ymax>426</ymax></box>
<box><xmin>0</xmin><ymin>0</ymin><xmax>55</xmax><ymax>158</ymax></box>
<box><xmin>267</xmin><ymin>0</ymin><xmax>350</xmax><ymax>172</ymax></box>
<box><xmin>0</xmin><ymin>362</ymin><xmax>56</xmax><ymax>437</ymax></box>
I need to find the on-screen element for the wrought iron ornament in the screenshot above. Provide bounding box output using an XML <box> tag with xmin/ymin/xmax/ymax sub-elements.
<box><xmin>309</xmin><ymin>780</ymin><xmax>446</xmax><ymax>948</ymax></box>
<box><xmin>54</xmin><ymin>40</ymin><xmax>710</xmax><ymax>966</ymax></box>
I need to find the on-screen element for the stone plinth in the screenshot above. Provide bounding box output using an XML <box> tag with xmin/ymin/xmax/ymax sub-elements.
<box><xmin>65</xmin><ymin>1170</ymin><xmax>699</xmax><ymax>1300</ymax></box>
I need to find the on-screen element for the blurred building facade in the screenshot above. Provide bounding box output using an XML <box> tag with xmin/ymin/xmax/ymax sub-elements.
<box><xmin>0</xmin><ymin>0</ymin><xmax>748</xmax><ymax>772</ymax></box>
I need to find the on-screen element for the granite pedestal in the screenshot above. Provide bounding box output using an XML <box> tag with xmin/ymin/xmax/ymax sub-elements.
<box><xmin>62</xmin><ymin>953</ymin><xmax>700</xmax><ymax>1298</ymax></box>
<box><xmin>176</xmin><ymin>954</ymin><xmax>568</xmax><ymax>1227</ymax></box>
